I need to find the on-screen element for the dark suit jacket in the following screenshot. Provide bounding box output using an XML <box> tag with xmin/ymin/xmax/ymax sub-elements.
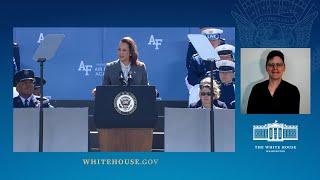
<box><xmin>13</xmin><ymin>95</ymin><xmax>52</xmax><ymax>108</ymax></box>
<box><xmin>103</xmin><ymin>60</ymin><xmax>148</xmax><ymax>85</ymax></box>
<box><xmin>247</xmin><ymin>80</ymin><xmax>300</xmax><ymax>114</ymax></box>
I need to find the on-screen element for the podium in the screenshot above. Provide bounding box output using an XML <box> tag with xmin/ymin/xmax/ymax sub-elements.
<box><xmin>95</xmin><ymin>85</ymin><xmax>157</xmax><ymax>152</ymax></box>
<box><xmin>164</xmin><ymin>108</ymin><xmax>235</xmax><ymax>152</ymax></box>
<box><xmin>13</xmin><ymin>108</ymin><xmax>88</xmax><ymax>152</ymax></box>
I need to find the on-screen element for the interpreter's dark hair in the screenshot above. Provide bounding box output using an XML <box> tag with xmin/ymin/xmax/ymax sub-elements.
<box><xmin>120</xmin><ymin>37</ymin><xmax>139</xmax><ymax>66</ymax></box>
<box><xmin>266</xmin><ymin>50</ymin><xmax>285</xmax><ymax>67</ymax></box>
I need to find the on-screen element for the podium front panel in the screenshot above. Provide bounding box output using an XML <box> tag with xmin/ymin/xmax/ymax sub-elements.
<box><xmin>164</xmin><ymin>108</ymin><xmax>211</xmax><ymax>152</ymax></box>
<box><xmin>13</xmin><ymin>109</ymin><xmax>39</xmax><ymax>152</ymax></box>
<box><xmin>95</xmin><ymin>85</ymin><xmax>157</xmax><ymax>128</ymax></box>
<box><xmin>13</xmin><ymin>108</ymin><xmax>88</xmax><ymax>152</ymax></box>
<box><xmin>164</xmin><ymin>108</ymin><xmax>235</xmax><ymax>152</ymax></box>
<box><xmin>214</xmin><ymin>109</ymin><xmax>235</xmax><ymax>152</ymax></box>
<box><xmin>43</xmin><ymin>108</ymin><xmax>88</xmax><ymax>152</ymax></box>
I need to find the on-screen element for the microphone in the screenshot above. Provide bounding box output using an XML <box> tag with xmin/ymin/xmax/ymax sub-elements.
<box><xmin>127</xmin><ymin>71</ymin><xmax>133</xmax><ymax>86</ymax></box>
<box><xmin>119</xmin><ymin>71</ymin><xmax>125</xmax><ymax>86</ymax></box>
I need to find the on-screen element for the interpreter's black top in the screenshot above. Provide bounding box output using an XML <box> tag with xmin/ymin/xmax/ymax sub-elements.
<box><xmin>247</xmin><ymin>80</ymin><xmax>300</xmax><ymax>114</ymax></box>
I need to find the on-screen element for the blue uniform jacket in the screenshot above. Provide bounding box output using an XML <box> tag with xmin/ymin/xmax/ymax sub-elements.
<box><xmin>219</xmin><ymin>83</ymin><xmax>235</xmax><ymax>109</ymax></box>
<box><xmin>13</xmin><ymin>95</ymin><xmax>53</xmax><ymax>108</ymax></box>
<box><xmin>187</xmin><ymin>54</ymin><xmax>219</xmax><ymax>86</ymax></box>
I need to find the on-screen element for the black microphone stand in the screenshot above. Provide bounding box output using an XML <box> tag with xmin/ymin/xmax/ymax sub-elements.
<box><xmin>127</xmin><ymin>71</ymin><xmax>133</xmax><ymax>86</ymax></box>
<box><xmin>37</xmin><ymin>57</ymin><xmax>46</xmax><ymax>152</ymax></box>
<box><xmin>210</xmin><ymin>60</ymin><xmax>216</xmax><ymax>152</ymax></box>
<box><xmin>119</xmin><ymin>71</ymin><xmax>126</xmax><ymax>86</ymax></box>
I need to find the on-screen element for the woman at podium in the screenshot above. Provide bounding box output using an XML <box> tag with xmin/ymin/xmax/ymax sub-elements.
<box><xmin>98</xmin><ymin>37</ymin><xmax>152</xmax><ymax>152</ymax></box>
<box><xmin>102</xmin><ymin>36</ymin><xmax>148</xmax><ymax>86</ymax></box>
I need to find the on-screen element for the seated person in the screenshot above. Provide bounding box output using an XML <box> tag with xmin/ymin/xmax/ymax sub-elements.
<box><xmin>13</xmin><ymin>69</ymin><xmax>53</xmax><ymax>108</ymax></box>
<box><xmin>215</xmin><ymin>44</ymin><xmax>235</xmax><ymax>61</ymax></box>
<box><xmin>198</xmin><ymin>77</ymin><xmax>222</xmax><ymax>109</ymax></box>
<box><xmin>189</xmin><ymin>76</ymin><xmax>227</xmax><ymax>109</ymax></box>
<box><xmin>216</xmin><ymin>60</ymin><xmax>235</xmax><ymax>109</ymax></box>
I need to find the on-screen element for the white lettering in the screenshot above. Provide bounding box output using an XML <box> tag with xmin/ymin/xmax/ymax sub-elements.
<box><xmin>78</xmin><ymin>61</ymin><xmax>92</xmax><ymax>76</ymax></box>
<box><xmin>148</xmin><ymin>35</ymin><xmax>163</xmax><ymax>50</ymax></box>
<box><xmin>148</xmin><ymin>34</ymin><xmax>155</xmax><ymax>45</ymax></box>
<box><xmin>37</xmin><ymin>33</ymin><xmax>45</xmax><ymax>43</ymax></box>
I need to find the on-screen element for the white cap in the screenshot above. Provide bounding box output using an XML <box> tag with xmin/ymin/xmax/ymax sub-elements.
<box><xmin>201</xmin><ymin>28</ymin><xmax>223</xmax><ymax>40</ymax></box>
<box><xmin>216</xmin><ymin>60</ymin><xmax>235</xmax><ymax>72</ymax></box>
<box><xmin>215</xmin><ymin>44</ymin><xmax>235</xmax><ymax>54</ymax></box>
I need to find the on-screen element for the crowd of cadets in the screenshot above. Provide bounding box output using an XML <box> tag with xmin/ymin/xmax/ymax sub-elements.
<box><xmin>186</xmin><ymin>28</ymin><xmax>235</xmax><ymax>109</ymax></box>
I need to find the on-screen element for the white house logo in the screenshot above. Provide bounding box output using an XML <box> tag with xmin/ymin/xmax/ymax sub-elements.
<box><xmin>148</xmin><ymin>35</ymin><xmax>163</xmax><ymax>50</ymax></box>
<box><xmin>253</xmin><ymin>120</ymin><xmax>298</xmax><ymax>142</ymax></box>
<box><xmin>78</xmin><ymin>60</ymin><xmax>93</xmax><ymax>76</ymax></box>
<box><xmin>114</xmin><ymin>91</ymin><xmax>137</xmax><ymax>115</ymax></box>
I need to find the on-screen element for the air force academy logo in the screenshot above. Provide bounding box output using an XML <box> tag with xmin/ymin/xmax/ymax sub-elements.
<box><xmin>148</xmin><ymin>35</ymin><xmax>163</xmax><ymax>50</ymax></box>
<box><xmin>78</xmin><ymin>60</ymin><xmax>93</xmax><ymax>76</ymax></box>
<box><xmin>114</xmin><ymin>91</ymin><xmax>137</xmax><ymax>115</ymax></box>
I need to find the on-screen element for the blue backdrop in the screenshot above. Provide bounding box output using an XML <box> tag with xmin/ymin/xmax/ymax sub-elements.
<box><xmin>13</xmin><ymin>27</ymin><xmax>235</xmax><ymax>100</ymax></box>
